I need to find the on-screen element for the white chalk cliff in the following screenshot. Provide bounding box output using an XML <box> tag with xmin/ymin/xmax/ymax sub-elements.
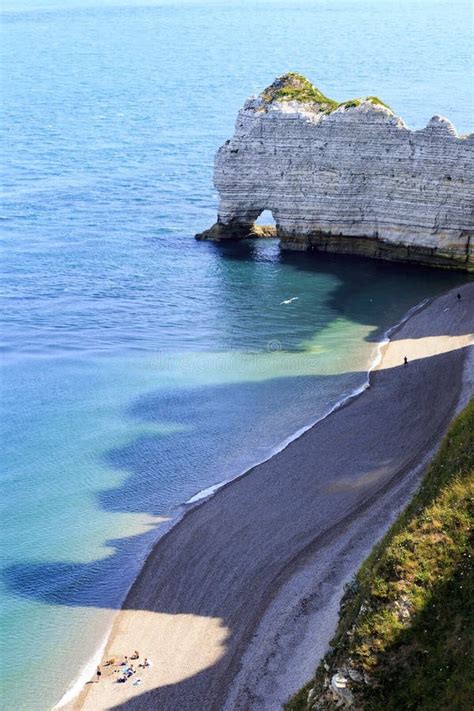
<box><xmin>197</xmin><ymin>74</ymin><xmax>473</xmax><ymax>270</ymax></box>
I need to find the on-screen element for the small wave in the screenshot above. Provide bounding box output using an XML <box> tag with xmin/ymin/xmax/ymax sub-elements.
<box><xmin>186</xmin><ymin>482</ymin><xmax>223</xmax><ymax>504</ymax></box>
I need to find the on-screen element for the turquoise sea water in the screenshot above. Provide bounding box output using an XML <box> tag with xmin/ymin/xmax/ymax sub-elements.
<box><xmin>1</xmin><ymin>1</ymin><xmax>473</xmax><ymax>708</ymax></box>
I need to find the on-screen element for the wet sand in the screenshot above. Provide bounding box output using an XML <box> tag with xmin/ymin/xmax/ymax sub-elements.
<box><xmin>72</xmin><ymin>284</ymin><xmax>473</xmax><ymax>711</ymax></box>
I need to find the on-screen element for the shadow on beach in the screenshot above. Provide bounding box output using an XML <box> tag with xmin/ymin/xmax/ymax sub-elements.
<box><xmin>3</xmin><ymin>268</ymin><xmax>473</xmax><ymax>709</ymax></box>
<box><xmin>4</xmin><ymin>342</ymin><xmax>473</xmax><ymax>707</ymax></box>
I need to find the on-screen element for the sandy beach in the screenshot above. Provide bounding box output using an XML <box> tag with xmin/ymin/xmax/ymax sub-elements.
<box><xmin>70</xmin><ymin>284</ymin><xmax>473</xmax><ymax>711</ymax></box>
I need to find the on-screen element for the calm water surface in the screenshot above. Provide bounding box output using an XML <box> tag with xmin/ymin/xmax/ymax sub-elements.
<box><xmin>1</xmin><ymin>1</ymin><xmax>472</xmax><ymax>708</ymax></box>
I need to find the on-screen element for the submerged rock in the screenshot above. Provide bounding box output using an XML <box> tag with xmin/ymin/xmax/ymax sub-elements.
<box><xmin>197</xmin><ymin>73</ymin><xmax>473</xmax><ymax>271</ymax></box>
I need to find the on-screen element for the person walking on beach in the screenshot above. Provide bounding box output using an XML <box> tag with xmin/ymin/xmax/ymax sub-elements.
<box><xmin>96</xmin><ymin>666</ymin><xmax>102</xmax><ymax>683</ymax></box>
<box><xmin>404</xmin><ymin>356</ymin><xmax>408</xmax><ymax>366</ymax></box>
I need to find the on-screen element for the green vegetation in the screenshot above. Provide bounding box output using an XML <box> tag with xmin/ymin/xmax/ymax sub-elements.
<box><xmin>260</xmin><ymin>73</ymin><xmax>393</xmax><ymax>115</ymax></box>
<box><xmin>366</xmin><ymin>95</ymin><xmax>392</xmax><ymax>110</ymax></box>
<box><xmin>261</xmin><ymin>73</ymin><xmax>338</xmax><ymax>109</ymax></box>
<box><xmin>339</xmin><ymin>99</ymin><xmax>362</xmax><ymax>110</ymax></box>
<box><xmin>286</xmin><ymin>398</ymin><xmax>474</xmax><ymax>711</ymax></box>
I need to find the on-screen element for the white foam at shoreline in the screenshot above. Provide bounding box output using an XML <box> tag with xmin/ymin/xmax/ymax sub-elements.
<box><xmin>53</xmin><ymin>632</ymin><xmax>110</xmax><ymax>709</ymax></box>
<box><xmin>186</xmin><ymin>482</ymin><xmax>223</xmax><ymax>504</ymax></box>
<box><xmin>53</xmin><ymin>297</ymin><xmax>429</xmax><ymax>709</ymax></box>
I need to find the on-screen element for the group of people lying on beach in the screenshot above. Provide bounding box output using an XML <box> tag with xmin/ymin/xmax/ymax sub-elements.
<box><xmin>95</xmin><ymin>651</ymin><xmax>152</xmax><ymax>688</ymax></box>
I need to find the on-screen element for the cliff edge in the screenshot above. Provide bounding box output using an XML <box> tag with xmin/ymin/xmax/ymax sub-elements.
<box><xmin>196</xmin><ymin>73</ymin><xmax>474</xmax><ymax>271</ymax></box>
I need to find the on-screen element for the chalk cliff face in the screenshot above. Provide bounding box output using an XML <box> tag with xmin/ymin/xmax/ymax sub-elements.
<box><xmin>197</xmin><ymin>74</ymin><xmax>474</xmax><ymax>270</ymax></box>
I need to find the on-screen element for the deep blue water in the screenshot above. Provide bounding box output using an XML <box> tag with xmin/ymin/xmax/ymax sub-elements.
<box><xmin>1</xmin><ymin>1</ymin><xmax>472</xmax><ymax>708</ymax></box>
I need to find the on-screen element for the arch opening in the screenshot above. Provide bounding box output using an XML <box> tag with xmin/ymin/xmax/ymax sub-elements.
<box><xmin>254</xmin><ymin>210</ymin><xmax>276</xmax><ymax>227</ymax></box>
<box><xmin>249</xmin><ymin>209</ymin><xmax>278</xmax><ymax>239</ymax></box>
<box><xmin>196</xmin><ymin>209</ymin><xmax>278</xmax><ymax>241</ymax></box>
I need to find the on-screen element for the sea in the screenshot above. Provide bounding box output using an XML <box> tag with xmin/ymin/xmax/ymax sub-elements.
<box><xmin>1</xmin><ymin>1</ymin><xmax>472</xmax><ymax>708</ymax></box>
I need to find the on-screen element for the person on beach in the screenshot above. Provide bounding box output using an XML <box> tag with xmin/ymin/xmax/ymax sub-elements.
<box><xmin>132</xmin><ymin>650</ymin><xmax>140</xmax><ymax>660</ymax></box>
<box><xmin>404</xmin><ymin>356</ymin><xmax>408</xmax><ymax>366</ymax></box>
<box><xmin>96</xmin><ymin>666</ymin><xmax>102</xmax><ymax>683</ymax></box>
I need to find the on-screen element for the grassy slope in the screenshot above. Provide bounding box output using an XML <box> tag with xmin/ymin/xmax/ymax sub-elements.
<box><xmin>260</xmin><ymin>73</ymin><xmax>393</xmax><ymax>113</ymax></box>
<box><xmin>261</xmin><ymin>73</ymin><xmax>339</xmax><ymax>108</ymax></box>
<box><xmin>286</xmin><ymin>398</ymin><xmax>474</xmax><ymax>711</ymax></box>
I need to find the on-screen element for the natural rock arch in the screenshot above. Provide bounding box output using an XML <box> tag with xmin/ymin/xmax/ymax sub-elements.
<box><xmin>199</xmin><ymin>207</ymin><xmax>278</xmax><ymax>240</ymax></box>
<box><xmin>196</xmin><ymin>73</ymin><xmax>474</xmax><ymax>271</ymax></box>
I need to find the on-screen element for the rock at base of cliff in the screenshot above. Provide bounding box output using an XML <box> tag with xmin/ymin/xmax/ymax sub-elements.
<box><xmin>195</xmin><ymin>222</ymin><xmax>277</xmax><ymax>241</ymax></box>
<box><xmin>280</xmin><ymin>231</ymin><xmax>473</xmax><ymax>271</ymax></box>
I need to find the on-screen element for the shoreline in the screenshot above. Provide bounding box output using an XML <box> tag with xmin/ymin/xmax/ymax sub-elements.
<box><xmin>184</xmin><ymin>296</ymin><xmax>429</xmax><ymax>505</ymax></box>
<box><xmin>226</xmin><ymin>335</ymin><xmax>474</xmax><ymax>710</ymax></box>
<box><xmin>64</xmin><ymin>285</ymin><xmax>473</xmax><ymax>711</ymax></box>
<box><xmin>55</xmin><ymin>297</ymin><xmax>424</xmax><ymax>710</ymax></box>
<box><xmin>55</xmin><ymin>291</ymin><xmax>415</xmax><ymax>710</ymax></box>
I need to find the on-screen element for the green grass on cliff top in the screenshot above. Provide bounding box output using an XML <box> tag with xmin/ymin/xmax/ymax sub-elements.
<box><xmin>261</xmin><ymin>73</ymin><xmax>338</xmax><ymax>108</ymax></box>
<box><xmin>286</xmin><ymin>397</ymin><xmax>474</xmax><ymax>711</ymax></box>
<box><xmin>261</xmin><ymin>73</ymin><xmax>393</xmax><ymax>113</ymax></box>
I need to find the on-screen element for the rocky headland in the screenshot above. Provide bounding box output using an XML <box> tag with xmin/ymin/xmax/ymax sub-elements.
<box><xmin>197</xmin><ymin>73</ymin><xmax>473</xmax><ymax>271</ymax></box>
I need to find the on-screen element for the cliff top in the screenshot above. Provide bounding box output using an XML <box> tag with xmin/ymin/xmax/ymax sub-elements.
<box><xmin>259</xmin><ymin>72</ymin><xmax>393</xmax><ymax>114</ymax></box>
